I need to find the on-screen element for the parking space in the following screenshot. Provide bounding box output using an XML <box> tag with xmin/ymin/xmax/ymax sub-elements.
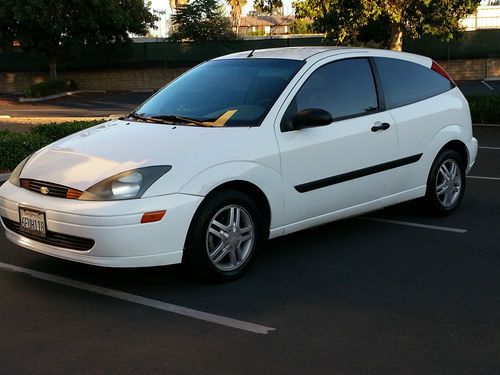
<box><xmin>0</xmin><ymin>126</ymin><xmax>499</xmax><ymax>374</ymax></box>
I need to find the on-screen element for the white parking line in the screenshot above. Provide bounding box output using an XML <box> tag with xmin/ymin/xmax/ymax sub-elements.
<box><xmin>0</xmin><ymin>262</ymin><xmax>275</xmax><ymax>335</ymax></box>
<box><xmin>481</xmin><ymin>81</ymin><xmax>494</xmax><ymax>90</ymax></box>
<box><xmin>467</xmin><ymin>176</ymin><xmax>500</xmax><ymax>181</ymax></box>
<box><xmin>479</xmin><ymin>146</ymin><xmax>500</xmax><ymax>150</ymax></box>
<box><xmin>362</xmin><ymin>217</ymin><xmax>467</xmax><ymax>233</ymax></box>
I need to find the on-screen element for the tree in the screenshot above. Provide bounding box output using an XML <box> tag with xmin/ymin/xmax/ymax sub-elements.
<box><xmin>294</xmin><ymin>0</ymin><xmax>481</xmax><ymax>51</ymax></box>
<box><xmin>0</xmin><ymin>0</ymin><xmax>157</xmax><ymax>79</ymax></box>
<box><xmin>290</xmin><ymin>18</ymin><xmax>314</xmax><ymax>34</ymax></box>
<box><xmin>253</xmin><ymin>0</ymin><xmax>284</xmax><ymax>15</ymax></box>
<box><xmin>227</xmin><ymin>0</ymin><xmax>248</xmax><ymax>34</ymax></box>
<box><xmin>170</xmin><ymin>0</ymin><xmax>236</xmax><ymax>41</ymax></box>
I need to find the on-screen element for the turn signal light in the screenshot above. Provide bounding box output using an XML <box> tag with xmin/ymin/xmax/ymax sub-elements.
<box><xmin>141</xmin><ymin>210</ymin><xmax>166</xmax><ymax>224</ymax></box>
<box><xmin>66</xmin><ymin>188</ymin><xmax>83</xmax><ymax>199</ymax></box>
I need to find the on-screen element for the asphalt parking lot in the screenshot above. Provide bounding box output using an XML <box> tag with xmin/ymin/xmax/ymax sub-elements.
<box><xmin>0</xmin><ymin>80</ymin><xmax>498</xmax><ymax>118</ymax></box>
<box><xmin>0</xmin><ymin>126</ymin><xmax>499</xmax><ymax>374</ymax></box>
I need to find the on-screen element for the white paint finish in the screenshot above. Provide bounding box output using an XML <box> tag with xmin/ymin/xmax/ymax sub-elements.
<box><xmin>276</xmin><ymin>111</ymin><xmax>397</xmax><ymax>225</ymax></box>
<box><xmin>0</xmin><ymin>262</ymin><xmax>275</xmax><ymax>334</ymax></box>
<box><xmin>361</xmin><ymin>217</ymin><xmax>467</xmax><ymax>233</ymax></box>
<box><xmin>0</xmin><ymin>188</ymin><xmax>203</xmax><ymax>264</ymax></box>
<box><xmin>387</xmin><ymin>88</ymin><xmax>474</xmax><ymax>195</ymax></box>
<box><xmin>283</xmin><ymin>186</ymin><xmax>426</xmax><ymax>235</ymax></box>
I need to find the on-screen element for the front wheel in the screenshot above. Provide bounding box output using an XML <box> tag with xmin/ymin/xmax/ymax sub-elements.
<box><xmin>183</xmin><ymin>189</ymin><xmax>264</xmax><ymax>281</ymax></box>
<box><xmin>422</xmin><ymin>149</ymin><xmax>466</xmax><ymax>216</ymax></box>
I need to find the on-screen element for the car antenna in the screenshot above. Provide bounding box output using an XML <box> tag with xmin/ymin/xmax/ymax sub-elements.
<box><xmin>247</xmin><ymin>49</ymin><xmax>255</xmax><ymax>58</ymax></box>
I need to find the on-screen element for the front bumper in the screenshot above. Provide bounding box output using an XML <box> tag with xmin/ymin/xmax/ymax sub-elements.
<box><xmin>0</xmin><ymin>181</ymin><xmax>203</xmax><ymax>267</ymax></box>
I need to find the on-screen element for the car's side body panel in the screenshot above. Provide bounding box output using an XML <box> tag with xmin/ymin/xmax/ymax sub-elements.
<box><xmin>387</xmin><ymin>88</ymin><xmax>473</xmax><ymax>195</ymax></box>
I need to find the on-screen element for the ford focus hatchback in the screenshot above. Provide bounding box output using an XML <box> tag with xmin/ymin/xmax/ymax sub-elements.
<box><xmin>0</xmin><ymin>47</ymin><xmax>478</xmax><ymax>280</ymax></box>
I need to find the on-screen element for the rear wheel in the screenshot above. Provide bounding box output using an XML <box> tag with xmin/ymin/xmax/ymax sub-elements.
<box><xmin>422</xmin><ymin>149</ymin><xmax>466</xmax><ymax>216</ymax></box>
<box><xmin>183</xmin><ymin>189</ymin><xmax>264</xmax><ymax>281</ymax></box>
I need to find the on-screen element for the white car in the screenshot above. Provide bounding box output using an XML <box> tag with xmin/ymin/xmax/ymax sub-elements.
<box><xmin>0</xmin><ymin>47</ymin><xmax>478</xmax><ymax>280</ymax></box>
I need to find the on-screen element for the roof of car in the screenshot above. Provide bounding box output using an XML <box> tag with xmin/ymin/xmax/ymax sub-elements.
<box><xmin>214</xmin><ymin>46</ymin><xmax>431</xmax><ymax>67</ymax></box>
<box><xmin>215</xmin><ymin>47</ymin><xmax>349</xmax><ymax>61</ymax></box>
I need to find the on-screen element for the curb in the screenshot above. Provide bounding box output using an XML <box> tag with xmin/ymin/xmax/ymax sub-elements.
<box><xmin>0</xmin><ymin>173</ymin><xmax>10</xmax><ymax>183</ymax></box>
<box><xmin>18</xmin><ymin>89</ymin><xmax>107</xmax><ymax>103</ymax></box>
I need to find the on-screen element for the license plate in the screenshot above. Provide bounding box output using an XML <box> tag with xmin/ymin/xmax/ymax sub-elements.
<box><xmin>19</xmin><ymin>206</ymin><xmax>47</xmax><ymax>238</ymax></box>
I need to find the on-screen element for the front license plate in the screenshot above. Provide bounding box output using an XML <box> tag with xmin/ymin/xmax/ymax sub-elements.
<box><xmin>19</xmin><ymin>206</ymin><xmax>47</xmax><ymax>238</ymax></box>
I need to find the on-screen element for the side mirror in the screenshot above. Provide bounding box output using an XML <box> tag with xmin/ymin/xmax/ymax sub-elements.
<box><xmin>292</xmin><ymin>109</ymin><xmax>333</xmax><ymax>130</ymax></box>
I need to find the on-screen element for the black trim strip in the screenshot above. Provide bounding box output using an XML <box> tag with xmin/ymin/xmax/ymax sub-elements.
<box><xmin>294</xmin><ymin>154</ymin><xmax>423</xmax><ymax>193</ymax></box>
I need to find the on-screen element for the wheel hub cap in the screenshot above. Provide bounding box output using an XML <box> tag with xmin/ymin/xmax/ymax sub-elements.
<box><xmin>205</xmin><ymin>205</ymin><xmax>255</xmax><ymax>272</ymax></box>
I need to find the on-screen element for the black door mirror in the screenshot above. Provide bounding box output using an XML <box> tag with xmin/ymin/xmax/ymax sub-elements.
<box><xmin>292</xmin><ymin>109</ymin><xmax>333</xmax><ymax>130</ymax></box>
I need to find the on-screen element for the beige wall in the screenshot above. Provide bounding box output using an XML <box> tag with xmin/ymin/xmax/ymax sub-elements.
<box><xmin>1</xmin><ymin>59</ymin><xmax>499</xmax><ymax>95</ymax></box>
<box><xmin>0</xmin><ymin>68</ymin><xmax>188</xmax><ymax>94</ymax></box>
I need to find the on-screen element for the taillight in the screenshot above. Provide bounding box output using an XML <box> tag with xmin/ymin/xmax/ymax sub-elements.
<box><xmin>431</xmin><ymin>61</ymin><xmax>453</xmax><ymax>82</ymax></box>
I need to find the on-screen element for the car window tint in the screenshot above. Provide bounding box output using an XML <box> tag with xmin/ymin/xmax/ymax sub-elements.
<box><xmin>293</xmin><ymin>58</ymin><xmax>378</xmax><ymax>121</ymax></box>
<box><xmin>135</xmin><ymin>59</ymin><xmax>304</xmax><ymax>127</ymax></box>
<box><xmin>374</xmin><ymin>57</ymin><xmax>453</xmax><ymax>109</ymax></box>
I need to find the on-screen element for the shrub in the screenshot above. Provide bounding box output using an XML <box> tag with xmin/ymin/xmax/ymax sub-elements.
<box><xmin>466</xmin><ymin>95</ymin><xmax>500</xmax><ymax>125</ymax></box>
<box><xmin>0</xmin><ymin>120</ymin><xmax>100</xmax><ymax>171</ymax></box>
<box><xmin>24</xmin><ymin>79</ymin><xmax>78</xmax><ymax>98</ymax></box>
<box><xmin>30</xmin><ymin>121</ymin><xmax>99</xmax><ymax>143</ymax></box>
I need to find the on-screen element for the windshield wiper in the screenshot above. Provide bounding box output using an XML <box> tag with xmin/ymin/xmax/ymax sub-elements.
<box><xmin>125</xmin><ymin>112</ymin><xmax>215</xmax><ymax>127</ymax></box>
<box><xmin>124</xmin><ymin>113</ymin><xmax>174</xmax><ymax>125</ymax></box>
<box><xmin>151</xmin><ymin>115</ymin><xmax>216</xmax><ymax>127</ymax></box>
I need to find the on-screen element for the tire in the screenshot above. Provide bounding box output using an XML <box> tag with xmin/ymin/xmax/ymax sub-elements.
<box><xmin>422</xmin><ymin>149</ymin><xmax>466</xmax><ymax>216</ymax></box>
<box><xmin>183</xmin><ymin>189</ymin><xmax>265</xmax><ymax>282</ymax></box>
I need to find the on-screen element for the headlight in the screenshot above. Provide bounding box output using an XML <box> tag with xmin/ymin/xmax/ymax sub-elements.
<box><xmin>8</xmin><ymin>155</ymin><xmax>31</xmax><ymax>187</ymax></box>
<box><xmin>79</xmin><ymin>166</ymin><xmax>171</xmax><ymax>201</ymax></box>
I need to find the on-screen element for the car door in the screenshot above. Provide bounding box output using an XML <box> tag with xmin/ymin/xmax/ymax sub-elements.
<box><xmin>274</xmin><ymin>57</ymin><xmax>398</xmax><ymax>232</ymax></box>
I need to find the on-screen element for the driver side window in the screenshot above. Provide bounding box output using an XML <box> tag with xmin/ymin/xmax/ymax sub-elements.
<box><xmin>282</xmin><ymin>58</ymin><xmax>379</xmax><ymax>131</ymax></box>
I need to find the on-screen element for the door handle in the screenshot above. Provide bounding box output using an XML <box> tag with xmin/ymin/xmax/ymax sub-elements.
<box><xmin>371</xmin><ymin>122</ymin><xmax>391</xmax><ymax>132</ymax></box>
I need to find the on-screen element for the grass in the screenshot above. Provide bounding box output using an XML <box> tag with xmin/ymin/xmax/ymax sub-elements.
<box><xmin>24</xmin><ymin>79</ymin><xmax>78</xmax><ymax>98</ymax></box>
<box><xmin>466</xmin><ymin>94</ymin><xmax>500</xmax><ymax>125</ymax></box>
<box><xmin>0</xmin><ymin>120</ymin><xmax>101</xmax><ymax>172</ymax></box>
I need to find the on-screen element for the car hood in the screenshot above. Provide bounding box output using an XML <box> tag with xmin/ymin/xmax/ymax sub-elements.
<box><xmin>20</xmin><ymin>120</ymin><xmax>232</xmax><ymax>191</ymax></box>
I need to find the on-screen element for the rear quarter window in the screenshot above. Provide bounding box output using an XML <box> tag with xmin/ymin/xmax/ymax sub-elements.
<box><xmin>374</xmin><ymin>57</ymin><xmax>454</xmax><ymax>109</ymax></box>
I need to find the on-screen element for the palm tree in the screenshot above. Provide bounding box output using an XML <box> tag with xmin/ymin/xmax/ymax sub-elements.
<box><xmin>227</xmin><ymin>0</ymin><xmax>247</xmax><ymax>34</ymax></box>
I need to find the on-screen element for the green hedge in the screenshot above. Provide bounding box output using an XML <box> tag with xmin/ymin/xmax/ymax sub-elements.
<box><xmin>0</xmin><ymin>121</ymin><xmax>100</xmax><ymax>172</ymax></box>
<box><xmin>467</xmin><ymin>95</ymin><xmax>500</xmax><ymax>125</ymax></box>
<box><xmin>24</xmin><ymin>79</ymin><xmax>78</xmax><ymax>98</ymax></box>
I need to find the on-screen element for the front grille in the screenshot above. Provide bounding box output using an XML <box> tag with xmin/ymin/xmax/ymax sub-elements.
<box><xmin>20</xmin><ymin>179</ymin><xmax>82</xmax><ymax>199</ymax></box>
<box><xmin>2</xmin><ymin>217</ymin><xmax>95</xmax><ymax>251</ymax></box>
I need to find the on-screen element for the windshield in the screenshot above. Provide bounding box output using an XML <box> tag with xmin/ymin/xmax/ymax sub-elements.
<box><xmin>134</xmin><ymin>58</ymin><xmax>304</xmax><ymax>127</ymax></box>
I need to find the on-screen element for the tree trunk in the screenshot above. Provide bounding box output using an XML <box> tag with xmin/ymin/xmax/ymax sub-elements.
<box><xmin>49</xmin><ymin>56</ymin><xmax>57</xmax><ymax>80</ymax></box>
<box><xmin>389</xmin><ymin>23</ymin><xmax>404</xmax><ymax>51</ymax></box>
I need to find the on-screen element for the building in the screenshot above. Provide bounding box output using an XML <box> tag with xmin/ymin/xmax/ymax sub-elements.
<box><xmin>238</xmin><ymin>15</ymin><xmax>296</xmax><ymax>36</ymax></box>
<box><xmin>462</xmin><ymin>5</ymin><xmax>500</xmax><ymax>30</ymax></box>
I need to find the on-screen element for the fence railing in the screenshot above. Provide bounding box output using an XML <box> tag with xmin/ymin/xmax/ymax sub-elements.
<box><xmin>1</xmin><ymin>30</ymin><xmax>499</xmax><ymax>73</ymax></box>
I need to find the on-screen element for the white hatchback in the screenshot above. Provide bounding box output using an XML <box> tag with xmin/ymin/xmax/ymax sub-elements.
<box><xmin>0</xmin><ymin>47</ymin><xmax>478</xmax><ymax>280</ymax></box>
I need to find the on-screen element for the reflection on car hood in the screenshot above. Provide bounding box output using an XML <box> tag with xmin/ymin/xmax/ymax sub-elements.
<box><xmin>19</xmin><ymin>120</ymin><xmax>225</xmax><ymax>191</ymax></box>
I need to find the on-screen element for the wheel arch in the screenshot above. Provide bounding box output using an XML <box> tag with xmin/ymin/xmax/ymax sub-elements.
<box><xmin>438</xmin><ymin>139</ymin><xmax>469</xmax><ymax>166</ymax></box>
<box><xmin>201</xmin><ymin>180</ymin><xmax>272</xmax><ymax>238</ymax></box>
